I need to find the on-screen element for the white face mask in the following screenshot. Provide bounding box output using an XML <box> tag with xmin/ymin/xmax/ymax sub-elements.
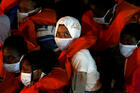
<box><xmin>19</xmin><ymin>9</ymin><xmax>37</xmax><ymax>18</ymax></box>
<box><xmin>93</xmin><ymin>4</ymin><xmax>117</xmax><ymax>25</ymax></box>
<box><xmin>18</xmin><ymin>9</ymin><xmax>41</xmax><ymax>23</ymax></box>
<box><xmin>55</xmin><ymin>37</ymin><xmax>73</xmax><ymax>50</ymax></box>
<box><xmin>21</xmin><ymin>72</ymin><xmax>32</xmax><ymax>87</ymax></box>
<box><xmin>21</xmin><ymin>70</ymin><xmax>46</xmax><ymax>87</ymax></box>
<box><xmin>3</xmin><ymin>55</ymin><xmax>24</xmax><ymax>73</ymax></box>
<box><xmin>119</xmin><ymin>43</ymin><xmax>138</xmax><ymax>58</ymax></box>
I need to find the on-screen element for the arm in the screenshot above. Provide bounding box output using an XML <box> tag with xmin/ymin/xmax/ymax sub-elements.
<box><xmin>70</xmin><ymin>72</ymin><xmax>87</xmax><ymax>93</ymax></box>
<box><xmin>34</xmin><ymin>67</ymin><xmax>68</xmax><ymax>90</ymax></box>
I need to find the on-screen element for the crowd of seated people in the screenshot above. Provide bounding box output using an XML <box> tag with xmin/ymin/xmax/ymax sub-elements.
<box><xmin>0</xmin><ymin>0</ymin><xmax>140</xmax><ymax>93</ymax></box>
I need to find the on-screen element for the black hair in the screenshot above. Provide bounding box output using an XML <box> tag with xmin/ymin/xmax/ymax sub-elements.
<box><xmin>88</xmin><ymin>0</ymin><xmax>116</xmax><ymax>11</ymax></box>
<box><xmin>4</xmin><ymin>35</ymin><xmax>28</xmax><ymax>56</ymax></box>
<box><xmin>120</xmin><ymin>23</ymin><xmax>140</xmax><ymax>42</ymax></box>
<box><xmin>125</xmin><ymin>0</ymin><xmax>140</xmax><ymax>6</ymax></box>
<box><xmin>23</xmin><ymin>49</ymin><xmax>58</xmax><ymax>74</ymax></box>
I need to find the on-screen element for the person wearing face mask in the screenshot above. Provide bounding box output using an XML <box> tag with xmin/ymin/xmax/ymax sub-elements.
<box><xmin>0</xmin><ymin>35</ymin><xmax>28</xmax><ymax>93</ymax></box>
<box><xmin>119</xmin><ymin>23</ymin><xmax>140</xmax><ymax>93</ymax></box>
<box><xmin>55</xmin><ymin>16</ymin><xmax>101</xmax><ymax>93</ymax></box>
<box><xmin>0</xmin><ymin>37</ymin><xmax>69</xmax><ymax>93</ymax></box>
<box><xmin>20</xmin><ymin>50</ymin><xmax>64</xmax><ymax>93</ymax></box>
<box><xmin>66</xmin><ymin>0</ymin><xmax>140</xmax><ymax>55</ymax></box>
<box><xmin>61</xmin><ymin>1</ymin><xmax>140</xmax><ymax>92</ymax></box>
<box><xmin>13</xmin><ymin>0</ymin><xmax>58</xmax><ymax>52</ymax></box>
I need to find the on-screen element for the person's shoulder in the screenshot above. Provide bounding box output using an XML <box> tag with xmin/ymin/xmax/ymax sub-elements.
<box><xmin>82</xmin><ymin>10</ymin><xmax>94</xmax><ymax>24</ymax></box>
<box><xmin>83</xmin><ymin>10</ymin><xmax>93</xmax><ymax>16</ymax></box>
<box><xmin>42</xmin><ymin>8</ymin><xmax>56</xmax><ymax>14</ymax></box>
<box><xmin>72</xmin><ymin>49</ymin><xmax>93</xmax><ymax>63</ymax></box>
<box><xmin>74</xmin><ymin>49</ymin><xmax>90</xmax><ymax>56</ymax></box>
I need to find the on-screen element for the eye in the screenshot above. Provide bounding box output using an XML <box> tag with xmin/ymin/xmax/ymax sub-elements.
<box><xmin>64</xmin><ymin>32</ymin><xmax>70</xmax><ymax>37</ymax></box>
<box><xmin>56</xmin><ymin>32</ymin><xmax>60</xmax><ymax>37</ymax></box>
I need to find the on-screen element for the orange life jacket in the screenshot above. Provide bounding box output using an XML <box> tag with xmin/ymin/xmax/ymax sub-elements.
<box><xmin>124</xmin><ymin>47</ymin><xmax>140</xmax><ymax>93</ymax></box>
<box><xmin>13</xmin><ymin>8</ymin><xmax>57</xmax><ymax>51</ymax></box>
<box><xmin>0</xmin><ymin>0</ymin><xmax>18</xmax><ymax>15</ymax></box>
<box><xmin>66</xmin><ymin>0</ymin><xmax>140</xmax><ymax>54</ymax></box>
<box><xmin>0</xmin><ymin>43</ymin><xmax>21</xmax><ymax>93</ymax></box>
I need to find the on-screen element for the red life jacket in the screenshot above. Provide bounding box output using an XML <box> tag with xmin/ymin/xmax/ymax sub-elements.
<box><xmin>66</xmin><ymin>0</ymin><xmax>140</xmax><ymax>54</ymax></box>
<box><xmin>124</xmin><ymin>47</ymin><xmax>140</xmax><ymax>93</ymax></box>
<box><xmin>13</xmin><ymin>8</ymin><xmax>57</xmax><ymax>51</ymax></box>
<box><xmin>0</xmin><ymin>0</ymin><xmax>17</xmax><ymax>15</ymax></box>
<box><xmin>0</xmin><ymin>43</ymin><xmax>21</xmax><ymax>93</ymax></box>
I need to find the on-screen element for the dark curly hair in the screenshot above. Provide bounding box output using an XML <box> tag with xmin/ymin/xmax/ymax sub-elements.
<box><xmin>22</xmin><ymin>49</ymin><xmax>58</xmax><ymax>74</ymax></box>
<box><xmin>4</xmin><ymin>35</ymin><xmax>28</xmax><ymax>56</ymax></box>
<box><xmin>120</xmin><ymin>23</ymin><xmax>140</xmax><ymax>43</ymax></box>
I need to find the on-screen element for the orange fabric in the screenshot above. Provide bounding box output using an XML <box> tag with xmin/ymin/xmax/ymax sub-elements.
<box><xmin>125</xmin><ymin>67</ymin><xmax>140</xmax><ymax>93</ymax></box>
<box><xmin>124</xmin><ymin>48</ymin><xmax>140</xmax><ymax>93</ymax></box>
<box><xmin>0</xmin><ymin>44</ymin><xmax>69</xmax><ymax>93</ymax></box>
<box><xmin>0</xmin><ymin>43</ymin><xmax>21</xmax><ymax>93</ymax></box>
<box><xmin>0</xmin><ymin>0</ymin><xmax>17</xmax><ymax>15</ymax></box>
<box><xmin>21</xmin><ymin>86</ymin><xmax>64</xmax><ymax>93</ymax></box>
<box><xmin>15</xmin><ymin>8</ymin><xmax>57</xmax><ymax>51</ymax></box>
<box><xmin>67</xmin><ymin>1</ymin><xmax>140</xmax><ymax>54</ymax></box>
<box><xmin>131</xmin><ymin>67</ymin><xmax>140</xmax><ymax>93</ymax></box>
<box><xmin>35</xmin><ymin>68</ymin><xmax>68</xmax><ymax>90</ymax></box>
<box><xmin>20</xmin><ymin>68</ymin><xmax>68</xmax><ymax>93</ymax></box>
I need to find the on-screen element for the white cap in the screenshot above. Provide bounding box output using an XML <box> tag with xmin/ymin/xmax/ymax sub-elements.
<box><xmin>55</xmin><ymin>16</ymin><xmax>81</xmax><ymax>39</ymax></box>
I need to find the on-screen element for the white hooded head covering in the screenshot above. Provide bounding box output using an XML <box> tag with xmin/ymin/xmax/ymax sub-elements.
<box><xmin>55</xmin><ymin>16</ymin><xmax>81</xmax><ymax>39</ymax></box>
<box><xmin>55</xmin><ymin>16</ymin><xmax>81</xmax><ymax>50</ymax></box>
<box><xmin>0</xmin><ymin>15</ymin><xmax>11</xmax><ymax>44</ymax></box>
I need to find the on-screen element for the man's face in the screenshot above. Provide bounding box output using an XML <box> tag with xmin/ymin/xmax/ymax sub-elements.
<box><xmin>21</xmin><ymin>59</ymin><xmax>41</xmax><ymax>82</ymax></box>
<box><xmin>18</xmin><ymin>0</ymin><xmax>35</xmax><ymax>13</ymax></box>
<box><xmin>21</xmin><ymin>59</ymin><xmax>32</xmax><ymax>73</ymax></box>
<box><xmin>56</xmin><ymin>25</ymin><xmax>72</xmax><ymax>38</ymax></box>
<box><xmin>120</xmin><ymin>34</ymin><xmax>137</xmax><ymax>45</ymax></box>
<box><xmin>3</xmin><ymin>47</ymin><xmax>21</xmax><ymax>64</ymax></box>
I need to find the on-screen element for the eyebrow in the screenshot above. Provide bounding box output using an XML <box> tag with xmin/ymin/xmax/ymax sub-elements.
<box><xmin>59</xmin><ymin>24</ymin><xmax>65</xmax><ymax>26</ymax></box>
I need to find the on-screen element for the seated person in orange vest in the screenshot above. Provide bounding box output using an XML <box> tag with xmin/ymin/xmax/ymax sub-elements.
<box><xmin>0</xmin><ymin>35</ymin><xmax>28</xmax><ymax>93</ymax></box>
<box><xmin>0</xmin><ymin>35</ymin><xmax>69</xmax><ymax>93</ymax></box>
<box><xmin>65</xmin><ymin>0</ymin><xmax>140</xmax><ymax>56</ymax></box>
<box><xmin>119</xmin><ymin>23</ymin><xmax>140</xmax><ymax>93</ymax></box>
<box><xmin>20</xmin><ymin>50</ymin><xmax>64</xmax><ymax>93</ymax></box>
<box><xmin>14</xmin><ymin>0</ymin><xmax>58</xmax><ymax>51</ymax></box>
<box><xmin>62</xmin><ymin>0</ymin><xmax>140</xmax><ymax>92</ymax></box>
<box><xmin>55</xmin><ymin>16</ymin><xmax>101</xmax><ymax>93</ymax></box>
<box><xmin>0</xmin><ymin>14</ymin><xmax>11</xmax><ymax>82</ymax></box>
<box><xmin>81</xmin><ymin>0</ymin><xmax>140</xmax><ymax>51</ymax></box>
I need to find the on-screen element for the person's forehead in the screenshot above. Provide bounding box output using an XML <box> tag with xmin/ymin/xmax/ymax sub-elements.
<box><xmin>19</xmin><ymin>0</ymin><xmax>34</xmax><ymax>9</ymax></box>
<box><xmin>3</xmin><ymin>47</ymin><xmax>19</xmax><ymax>57</ymax></box>
<box><xmin>121</xmin><ymin>34</ymin><xmax>137</xmax><ymax>44</ymax></box>
<box><xmin>122</xmin><ymin>34</ymin><xmax>135</xmax><ymax>40</ymax></box>
<box><xmin>22</xmin><ymin>59</ymin><xmax>31</xmax><ymax>66</ymax></box>
<box><xmin>58</xmin><ymin>25</ymin><xmax>68</xmax><ymax>31</ymax></box>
